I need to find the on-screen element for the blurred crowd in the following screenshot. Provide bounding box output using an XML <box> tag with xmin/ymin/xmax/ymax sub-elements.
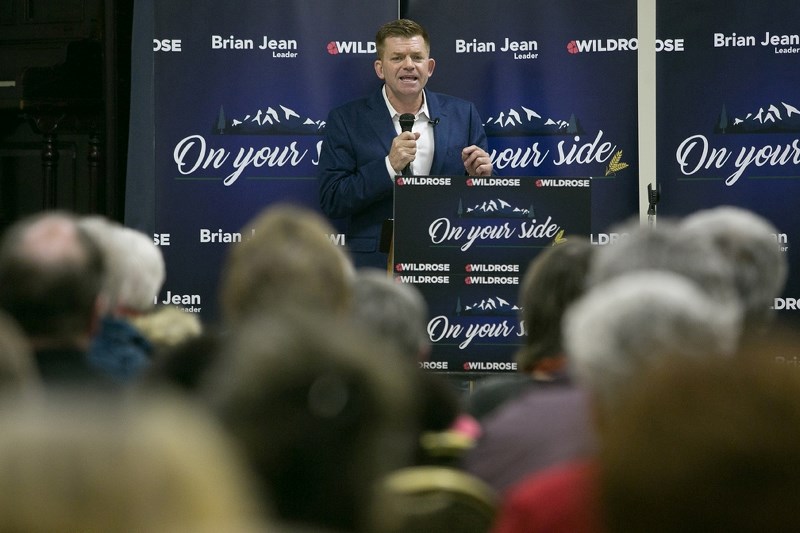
<box><xmin>0</xmin><ymin>203</ymin><xmax>795</xmax><ymax>533</ymax></box>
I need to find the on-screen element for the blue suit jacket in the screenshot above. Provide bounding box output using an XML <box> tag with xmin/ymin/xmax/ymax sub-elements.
<box><xmin>318</xmin><ymin>89</ymin><xmax>489</xmax><ymax>269</ymax></box>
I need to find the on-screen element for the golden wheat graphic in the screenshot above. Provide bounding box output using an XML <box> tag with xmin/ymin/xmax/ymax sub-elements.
<box><xmin>605</xmin><ymin>150</ymin><xmax>629</xmax><ymax>176</ymax></box>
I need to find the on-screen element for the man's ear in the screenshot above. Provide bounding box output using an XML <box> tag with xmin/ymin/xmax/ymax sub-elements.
<box><xmin>374</xmin><ymin>59</ymin><xmax>385</xmax><ymax>80</ymax></box>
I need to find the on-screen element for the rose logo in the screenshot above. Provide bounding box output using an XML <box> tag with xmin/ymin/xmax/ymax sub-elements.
<box><xmin>567</xmin><ymin>40</ymin><xmax>579</xmax><ymax>54</ymax></box>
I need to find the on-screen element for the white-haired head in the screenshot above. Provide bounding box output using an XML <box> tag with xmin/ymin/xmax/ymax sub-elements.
<box><xmin>564</xmin><ymin>270</ymin><xmax>742</xmax><ymax>416</ymax></box>
<box><xmin>680</xmin><ymin>206</ymin><xmax>787</xmax><ymax>329</ymax></box>
<box><xmin>79</xmin><ymin>217</ymin><xmax>165</xmax><ymax>315</ymax></box>
<box><xmin>113</xmin><ymin>227</ymin><xmax>165</xmax><ymax>312</ymax></box>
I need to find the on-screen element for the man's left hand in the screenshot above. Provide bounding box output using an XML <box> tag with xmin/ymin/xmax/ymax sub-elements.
<box><xmin>462</xmin><ymin>146</ymin><xmax>493</xmax><ymax>176</ymax></box>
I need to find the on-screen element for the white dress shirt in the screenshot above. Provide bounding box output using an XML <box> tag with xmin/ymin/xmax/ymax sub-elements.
<box><xmin>382</xmin><ymin>85</ymin><xmax>435</xmax><ymax>178</ymax></box>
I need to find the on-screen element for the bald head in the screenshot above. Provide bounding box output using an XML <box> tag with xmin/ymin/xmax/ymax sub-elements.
<box><xmin>0</xmin><ymin>211</ymin><xmax>105</xmax><ymax>347</ymax></box>
<box><xmin>18</xmin><ymin>214</ymin><xmax>91</xmax><ymax>265</ymax></box>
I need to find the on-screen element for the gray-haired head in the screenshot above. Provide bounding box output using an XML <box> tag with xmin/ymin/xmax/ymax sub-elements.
<box><xmin>564</xmin><ymin>270</ymin><xmax>742</xmax><ymax>416</ymax></box>
<box><xmin>587</xmin><ymin>217</ymin><xmax>738</xmax><ymax>307</ymax></box>
<box><xmin>351</xmin><ymin>268</ymin><xmax>429</xmax><ymax>360</ymax></box>
<box><xmin>680</xmin><ymin>206</ymin><xmax>787</xmax><ymax>330</ymax></box>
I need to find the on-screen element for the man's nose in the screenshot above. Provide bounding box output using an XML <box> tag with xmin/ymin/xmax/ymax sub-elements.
<box><xmin>401</xmin><ymin>56</ymin><xmax>414</xmax><ymax>68</ymax></box>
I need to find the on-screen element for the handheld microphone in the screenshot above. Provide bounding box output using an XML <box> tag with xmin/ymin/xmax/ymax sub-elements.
<box><xmin>398</xmin><ymin>113</ymin><xmax>415</xmax><ymax>176</ymax></box>
<box><xmin>399</xmin><ymin>113</ymin><xmax>415</xmax><ymax>132</ymax></box>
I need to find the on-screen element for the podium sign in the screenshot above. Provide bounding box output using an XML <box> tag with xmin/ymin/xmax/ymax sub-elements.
<box><xmin>393</xmin><ymin>176</ymin><xmax>591</xmax><ymax>374</ymax></box>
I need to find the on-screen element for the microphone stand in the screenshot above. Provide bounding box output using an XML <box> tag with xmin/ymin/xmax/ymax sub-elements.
<box><xmin>647</xmin><ymin>182</ymin><xmax>660</xmax><ymax>228</ymax></box>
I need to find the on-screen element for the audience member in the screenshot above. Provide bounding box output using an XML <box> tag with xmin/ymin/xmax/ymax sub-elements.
<box><xmin>79</xmin><ymin>215</ymin><xmax>166</xmax><ymax>382</ymax></box>
<box><xmin>565</xmin><ymin>271</ymin><xmax>741</xmax><ymax>416</ymax></box>
<box><xmin>466</xmin><ymin>237</ymin><xmax>595</xmax><ymax>420</ymax></box>
<box><xmin>600</xmin><ymin>335</ymin><xmax>800</xmax><ymax>533</ymax></box>
<box><xmin>134</xmin><ymin>306</ymin><xmax>212</xmax><ymax>402</ymax></box>
<box><xmin>351</xmin><ymin>268</ymin><xmax>470</xmax><ymax>464</ymax></box>
<box><xmin>462</xmin><ymin>238</ymin><xmax>596</xmax><ymax>495</ymax></box>
<box><xmin>587</xmin><ymin>217</ymin><xmax>738</xmax><ymax>304</ymax></box>
<box><xmin>680</xmin><ymin>205</ymin><xmax>788</xmax><ymax>334</ymax></box>
<box><xmin>0</xmin><ymin>211</ymin><xmax>108</xmax><ymax>385</ymax></box>
<box><xmin>0</xmin><ymin>389</ymin><xmax>269</xmax><ymax>532</ymax></box>
<box><xmin>201</xmin><ymin>309</ymin><xmax>420</xmax><ymax>533</ymax></box>
<box><xmin>348</xmin><ymin>268</ymin><xmax>492</xmax><ymax>531</ymax></box>
<box><xmin>352</xmin><ymin>268</ymin><xmax>430</xmax><ymax>361</ymax></box>
<box><xmin>490</xmin><ymin>271</ymin><xmax>742</xmax><ymax>533</ymax></box>
<box><xmin>218</xmin><ymin>203</ymin><xmax>355</xmax><ymax>324</ymax></box>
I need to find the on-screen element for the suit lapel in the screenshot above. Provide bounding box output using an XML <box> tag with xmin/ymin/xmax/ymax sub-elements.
<box><xmin>427</xmin><ymin>91</ymin><xmax>450</xmax><ymax>175</ymax></box>
<box><xmin>365</xmin><ymin>90</ymin><xmax>396</xmax><ymax>155</ymax></box>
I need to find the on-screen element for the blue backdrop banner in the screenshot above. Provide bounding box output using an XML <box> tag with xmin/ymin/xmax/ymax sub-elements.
<box><xmin>655</xmin><ymin>0</ymin><xmax>800</xmax><ymax>317</ymax></box>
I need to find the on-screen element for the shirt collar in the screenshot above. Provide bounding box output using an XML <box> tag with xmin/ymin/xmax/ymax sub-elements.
<box><xmin>381</xmin><ymin>86</ymin><xmax>431</xmax><ymax>121</ymax></box>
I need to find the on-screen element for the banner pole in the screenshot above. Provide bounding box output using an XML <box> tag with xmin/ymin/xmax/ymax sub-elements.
<box><xmin>637</xmin><ymin>0</ymin><xmax>657</xmax><ymax>226</ymax></box>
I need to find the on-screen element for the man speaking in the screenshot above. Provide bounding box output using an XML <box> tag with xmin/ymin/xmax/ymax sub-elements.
<box><xmin>318</xmin><ymin>18</ymin><xmax>493</xmax><ymax>269</ymax></box>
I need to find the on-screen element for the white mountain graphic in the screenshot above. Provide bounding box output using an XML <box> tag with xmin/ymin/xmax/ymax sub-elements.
<box><xmin>721</xmin><ymin>101</ymin><xmax>800</xmax><ymax>134</ymax></box>
<box><xmin>462</xmin><ymin>198</ymin><xmax>531</xmax><ymax>218</ymax></box>
<box><xmin>215</xmin><ymin>104</ymin><xmax>325</xmax><ymax>135</ymax></box>
<box><xmin>484</xmin><ymin>105</ymin><xmax>582</xmax><ymax>136</ymax></box>
<box><xmin>460</xmin><ymin>296</ymin><xmax>520</xmax><ymax>316</ymax></box>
